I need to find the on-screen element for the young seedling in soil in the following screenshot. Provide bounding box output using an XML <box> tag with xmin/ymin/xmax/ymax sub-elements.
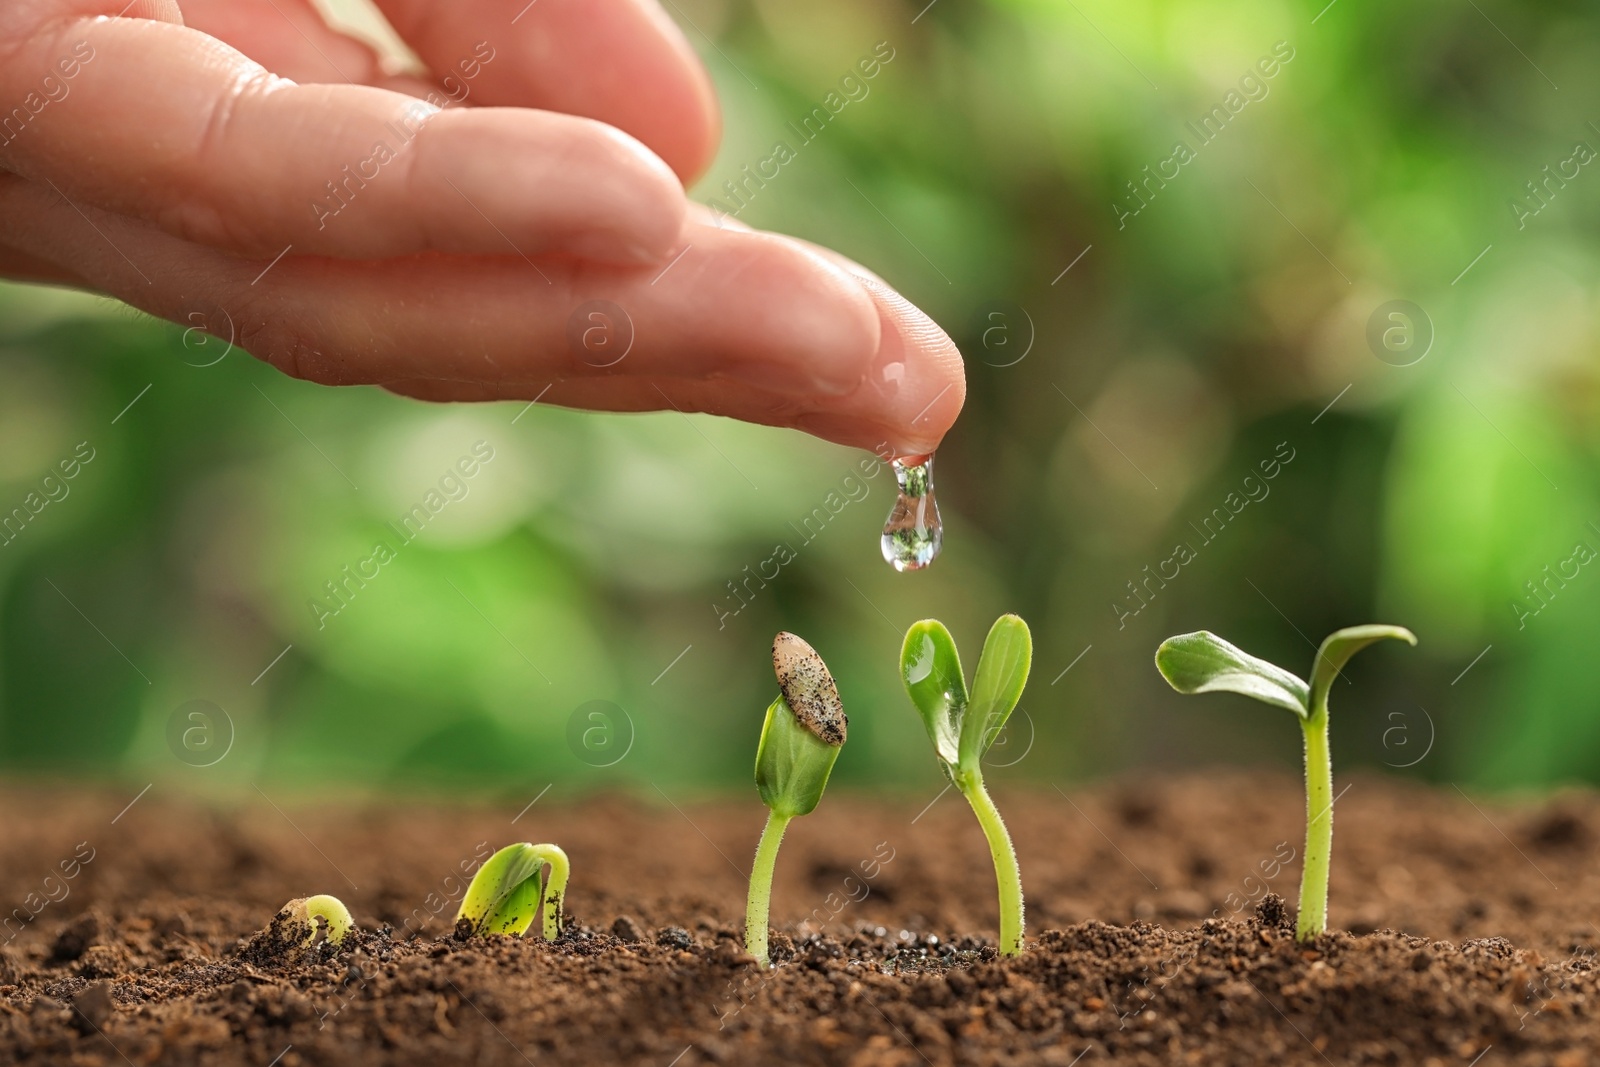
<box><xmin>746</xmin><ymin>632</ymin><xmax>847</xmax><ymax>968</ymax></box>
<box><xmin>1155</xmin><ymin>624</ymin><xmax>1416</xmax><ymax>941</ymax></box>
<box><xmin>900</xmin><ymin>614</ymin><xmax>1033</xmax><ymax>956</ymax></box>
<box><xmin>280</xmin><ymin>894</ymin><xmax>354</xmax><ymax>948</ymax></box>
<box><xmin>456</xmin><ymin>843</ymin><xmax>570</xmax><ymax>939</ymax></box>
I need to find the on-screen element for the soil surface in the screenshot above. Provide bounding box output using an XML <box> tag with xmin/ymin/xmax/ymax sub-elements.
<box><xmin>1</xmin><ymin>771</ymin><xmax>1598</xmax><ymax>1065</ymax></box>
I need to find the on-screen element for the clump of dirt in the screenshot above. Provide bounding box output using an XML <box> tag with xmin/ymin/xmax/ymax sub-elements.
<box><xmin>0</xmin><ymin>772</ymin><xmax>1596</xmax><ymax>1065</ymax></box>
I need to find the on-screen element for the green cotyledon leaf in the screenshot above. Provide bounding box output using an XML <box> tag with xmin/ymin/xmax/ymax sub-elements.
<box><xmin>1155</xmin><ymin>630</ymin><xmax>1309</xmax><ymax>717</ymax></box>
<box><xmin>959</xmin><ymin>614</ymin><xmax>1032</xmax><ymax>771</ymax></box>
<box><xmin>1309</xmin><ymin>625</ymin><xmax>1417</xmax><ymax>713</ymax></box>
<box><xmin>901</xmin><ymin>619</ymin><xmax>967</xmax><ymax>769</ymax></box>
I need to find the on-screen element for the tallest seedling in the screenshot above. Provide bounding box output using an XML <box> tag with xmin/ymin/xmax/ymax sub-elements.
<box><xmin>1155</xmin><ymin>624</ymin><xmax>1416</xmax><ymax>941</ymax></box>
<box><xmin>900</xmin><ymin>615</ymin><xmax>1032</xmax><ymax>956</ymax></box>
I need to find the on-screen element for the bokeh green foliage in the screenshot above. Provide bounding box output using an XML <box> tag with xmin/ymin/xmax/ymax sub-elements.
<box><xmin>0</xmin><ymin>0</ymin><xmax>1597</xmax><ymax>795</ymax></box>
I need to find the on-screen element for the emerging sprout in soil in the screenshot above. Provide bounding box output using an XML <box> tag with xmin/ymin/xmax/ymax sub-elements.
<box><xmin>900</xmin><ymin>615</ymin><xmax>1032</xmax><ymax>956</ymax></box>
<box><xmin>281</xmin><ymin>894</ymin><xmax>355</xmax><ymax>948</ymax></box>
<box><xmin>746</xmin><ymin>632</ymin><xmax>848</xmax><ymax>968</ymax></box>
<box><xmin>455</xmin><ymin>843</ymin><xmax>570</xmax><ymax>940</ymax></box>
<box><xmin>1155</xmin><ymin>624</ymin><xmax>1417</xmax><ymax>942</ymax></box>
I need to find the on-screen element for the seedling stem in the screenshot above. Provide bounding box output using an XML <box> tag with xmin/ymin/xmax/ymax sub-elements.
<box><xmin>1300</xmin><ymin>693</ymin><xmax>1333</xmax><ymax>941</ymax></box>
<box><xmin>744</xmin><ymin>809</ymin><xmax>792</xmax><ymax>968</ymax></box>
<box><xmin>959</xmin><ymin>767</ymin><xmax>1023</xmax><ymax>956</ymax></box>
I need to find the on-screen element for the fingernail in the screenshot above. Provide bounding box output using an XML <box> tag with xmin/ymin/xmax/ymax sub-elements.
<box><xmin>855</xmin><ymin>276</ymin><xmax>964</xmax><ymax>455</ymax></box>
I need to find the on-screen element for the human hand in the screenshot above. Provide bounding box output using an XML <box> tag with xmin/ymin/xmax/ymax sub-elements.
<box><xmin>0</xmin><ymin>0</ymin><xmax>964</xmax><ymax>456</ymax></box>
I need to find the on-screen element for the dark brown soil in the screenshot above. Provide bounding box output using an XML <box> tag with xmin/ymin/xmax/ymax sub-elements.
<box><xmin>1</xmin><ymin>771</ymin><xmax>1598</xmax><ymax>1065</ymax></box>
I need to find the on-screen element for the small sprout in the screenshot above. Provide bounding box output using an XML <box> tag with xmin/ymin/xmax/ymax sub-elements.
<box><xmin>1155</xmin><ymin>624</ymin><xmax>1417</xmax><ymax>941</ymax></box>
<box><xmin>456</xmin><ymin>843</ymin><xmax>570</xmax><ymax>940</ymax></box>
<box><xmin>281</xmin><ymin>894</ymin><xmax>355</xmax><ymax>948</ymax></box>
<box><xmin>900</xmin><ymin>615</ymin><xmax>1032</xmax><ymax>956</ymax></box>
<box><xmin>746</xmin><ymin>632</ymin><xmax>847</xmax><ymax>968</ymax></box>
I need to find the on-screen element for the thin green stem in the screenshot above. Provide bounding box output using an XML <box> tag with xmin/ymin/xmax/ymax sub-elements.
<box><xmin>539</xmin><ymin>848</ymin><xmax>570</xmax><ymax>941</ymax></box>
<box><xmin>745</xmin><ymin>810</ymin><xmax>791</xmax><ymax>967</ymax></box>
<box><xmin>959</xmin><ymin>771</ymin><xmax>1024</xmax><ymax>956</ymax></box>
<box><xmin>1297</xmin><ymin>699</ymin><xmax>1333</xmax><ymax>941</ymax></box>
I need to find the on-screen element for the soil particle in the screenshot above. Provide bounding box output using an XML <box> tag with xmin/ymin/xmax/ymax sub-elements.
<box><xmin>48</xmin><ymin>911</ymin><xmax>98</xmax><ymax>963</ymax></box>
<box><xmin>657</xmin><ymin>926</ymin><xmax>695</xmax><ymax>949</ymax></box>
<box><xmin>612</xmin><ymin>915</ymin><xmax>646</xmax><ymax>943</ymax></box>
<box><xmin>68</xmin><ymin>979</ymin><xmax>113</xmax><ymax>1033</ymax></box>
<box><xmin>1528</xmin><ymin>807</ymin><xmax>1591</xmax><ymax>850</ymax></box>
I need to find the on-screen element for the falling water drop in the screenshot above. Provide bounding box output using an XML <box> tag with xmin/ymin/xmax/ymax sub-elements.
<box><xmin>880</xmin><ymin>454</ymin><xmax>943</xmax><ymax>572</ymax></box>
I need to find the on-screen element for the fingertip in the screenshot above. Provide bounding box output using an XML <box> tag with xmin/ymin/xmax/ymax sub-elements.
<box><xmin>854</xmin><ymin>275</ymin><xmax>966</xmax><ymax>456</ymax></box>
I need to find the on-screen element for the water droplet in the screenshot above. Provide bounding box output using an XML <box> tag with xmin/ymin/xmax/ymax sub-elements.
<box><xmin>905</xmin><ymin>633</ymin><xmax>935</xmax><ymax>683</ymax></box>
<box><xmin>880</xmin><ymin>455</ymin><xmax>943</xmax><ymax>571</ymax></box>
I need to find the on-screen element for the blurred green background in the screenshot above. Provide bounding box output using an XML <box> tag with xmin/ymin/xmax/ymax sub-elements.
<box><xmin>1</xmin><ymin>0</ymin><xmax>1595</xmax><ymax>800</ymax></box>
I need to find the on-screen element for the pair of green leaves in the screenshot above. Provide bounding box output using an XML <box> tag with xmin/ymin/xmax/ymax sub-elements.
<box><xmin>456</xmin><ymin>843</ymin><xmax>570</xmax><ymax>939</ymax></box>
<box><xmin>1155</xmin><ymin>624</ymin><xmax>1417</xmax><ymax>718</ymax></box>
<box><xmin>901</xmin><ymin>615</ymin><xmax>1032</xmax><ymax>779</ymax></box>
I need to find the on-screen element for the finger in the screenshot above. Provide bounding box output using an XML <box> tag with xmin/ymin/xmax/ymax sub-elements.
<box><xmin>177</xmin><ymin>0</ymin><xmax>387</xmax><ymax>85</ymax></box>
<box><xmin>689</xmin><ymin>204</ymin><xmax>891</xmax><ymax>289</ymax></box>
<box><xmin>0</xmin><ymin>242</ymin><xmax>84</xmax><ymax>286</ymax></box>
<box><xmin>2</xmin><ymin>15</ymin><xmax>687</xmax><ymax>263</ymax></box>
<box><xmin>371</xmin><ymin>0</ymin><xmax>720</xmax><ymax>182</ymax></box>
<box><xmin>0</xmin><ymin>180</ymin><xmax>963</xmax><ymax>455</ymax></box>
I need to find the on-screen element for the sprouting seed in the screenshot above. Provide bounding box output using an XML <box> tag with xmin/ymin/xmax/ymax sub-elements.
<box><xmin>746</xmin><ymin>632</ymin><xmax>847</xmax><ymax>968</ymax></box>
<box><xmin>456</xmin><ymin>843</ymin><xmax>570</xmax><ymax>940</ymax></box>
<box><xmin>1155</xmin><ymin>624</ymin><xmax>1416</xmax><ymax>941</ymax></box>
<box><xmin>280</xmin><ymin>894</ymin><xmax>355</xmax><ymax>948</ymax></box>
<box><xmin>900</xmin><ymin>614</ymin><xmax>1032</xmax><ymax>956</ymax></box>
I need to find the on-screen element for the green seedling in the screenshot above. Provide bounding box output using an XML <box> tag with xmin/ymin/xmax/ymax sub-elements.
<box><xmin>900</xmin><ymin>614</ymin><xmax>1032</xmax><ymax>956</ymax></box>
<box><xmin>746</xmin><ymin>632</ymin><xmax>848</xmax><ymax>968</ymax></box>
<box><xmin>455</xmin><ymin>842</ymin><xmax>570</xmax><ymax>939</ymax></box>
<box><xmin>281</xmin><ymin>894</ymin><xmax>355</xmax><ymax>948</ymax></box>
<box><xmin>1155</xmin><ymin>624</ymin><xmax>1416</xmax><ymax>941</ymax></box>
